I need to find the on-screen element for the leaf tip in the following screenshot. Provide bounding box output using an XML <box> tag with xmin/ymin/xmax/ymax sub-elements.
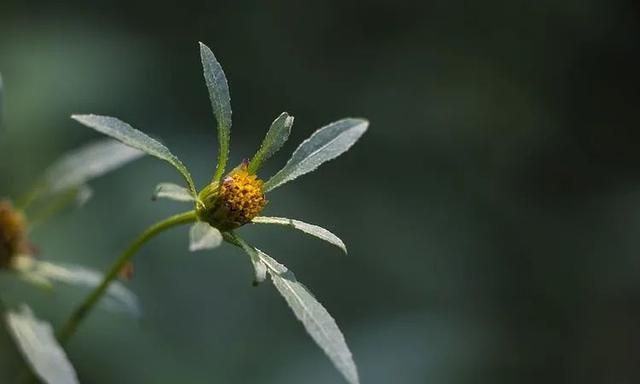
<box><xmin>70</xmin><ymin>114</ymin><xmax>96</xmax><ymax>125</ymax></box>
<box><xmin>352</xmin><ymin>118</ymin><xmax>369</xmax><ymax>132</ymax></box>
<box><xmin>198</xmin><ymin>41</ymin><xmax>213</xmax><ymax>56</ymax></box>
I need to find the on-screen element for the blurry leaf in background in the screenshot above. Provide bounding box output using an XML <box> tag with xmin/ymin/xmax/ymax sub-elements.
<box><xmin>0</xmin><ymin>72</ymin><xmax>4</xmax><ymax>131</ymax></box>
<box><xmin>73</xmin><ymin>185</ymin><xmax>93</xmax><ymax>208</ymax></box>
<box><xmin>43</xmin><ymin>139</ymin><xmax>144</xmax><ymax>195</ymax></box>
<box><xmin>5</xmin><ymin>304</ymin><xmax>78</xmax><ymax>384</ymax></box>
<box><xmin>10</xmin><ymin>255</ymin><xmax>140</xmax><ymax>317</ymax></box>
<box><xmin>16</xmin><ymin>139</ymin><xmax>144</xmax><ymax>223</ymax></box>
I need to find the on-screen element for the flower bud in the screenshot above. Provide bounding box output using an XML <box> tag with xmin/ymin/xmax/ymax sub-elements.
<box><xmin>0</xmin><ymin>200</ymin><xmax>29</xmax><ymax>268</ymax></box>
<box><xmin>197</xmin><ymin>163</ymin><xmax>267</xmax><ymax>231</ymax></box>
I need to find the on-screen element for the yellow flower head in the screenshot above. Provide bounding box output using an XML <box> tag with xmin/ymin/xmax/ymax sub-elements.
<box><xmin>197</xmin><ymin>163</ymin><xmax>267</xmax><ymax>231</ymax></box>
<box><xmin>0</xmin><ymin>200</ymin><xmax>29</xmax><ymax>268</ymax></box>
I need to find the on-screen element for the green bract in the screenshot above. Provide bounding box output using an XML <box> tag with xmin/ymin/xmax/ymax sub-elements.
<box><xmin>69</xmin><ymin>42</ymin><xmax>368</xmax><ymax>384</ymax></box>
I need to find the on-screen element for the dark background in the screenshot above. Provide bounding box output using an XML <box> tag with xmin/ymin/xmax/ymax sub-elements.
<box><xmin>1</xmin><ymin>1</ymin><xmax>640</xmax><ymax>383</ymax></box>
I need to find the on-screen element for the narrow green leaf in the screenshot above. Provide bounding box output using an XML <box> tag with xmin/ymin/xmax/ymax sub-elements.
<box><xmin>188</xmin><ymin>222</ymin><xmax>223</xmax><ymax>251</ymax></box>
<box><xmin>258</xmin><ymin>251</ymin><xmax>359</xmax><ymax>384</ymax></box>
<box><xmin>264</xmin><ymin>118</ymin><xmax>368</xmax><ymax>192</ymax></box>
<box><xmin>71</xmin><ymin>114</ymin><xmax>197</xmax><ymax>196</ymax></box>
<box><xmin>153</xmin><ymin>183</ymin><xmax>195</xmax><ymax>203</ymax></box>
<box><xmin>11</xmin><ymin>256</ymin><xmax>140</xmax><ymax>317</ymax></box>
<box><xmin>252</xmin><ymin>216</ymin><xmax>347</xmax><ymax>254</ymax></box>
<box><xmin>229</xmin><ymin>233</ymin><xmax>267</xmax><ymax>284</ymax></box>
<box><xmin>248</xmin><ymin>112</ymin><xmax>294</xmax><ymax>174</ymax></box>
<box><xmin>5</xmin><ymin>304</ymin><xmax>79</xmax><ymax>384</ymax></box>
<box><xmin>44</xmin><ymin>139</ymin><xmax>144</xmax><ymax>195</ymax></box>
<box><xmin>199</xmin><ymin>42</ymin><xmax>232</xmax><ymax>183</ymax></box>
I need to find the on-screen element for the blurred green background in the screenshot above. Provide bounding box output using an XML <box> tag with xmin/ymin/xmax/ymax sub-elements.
<box><xmin>2</xmin><ymin>0</ymin><xmax>640</xmax><ymax>383</ymax></box>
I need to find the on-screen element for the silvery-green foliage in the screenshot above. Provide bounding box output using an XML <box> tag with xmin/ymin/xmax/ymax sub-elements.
<box><xmin>5</xmin><ymin>305</ymin><xmax>79</xmax><ymax>384</ymax></box>
<box><xmin>65</xmin><ymin>43</ymin><xmax>367</xmax><ymax>383</ymax></box>
<box><xmin>153</xmin><ymin>182</ymin><xmax>195</xmax><ymax>202</ymax></box>
<box><xmin>258</xmin><ymin>250</ymin><xmax>359</xmax><ymax>384</ymax></box>
<box><xmin>74</xmin><ymin>185</ymin><xmax>93</xmax><ymax>207</ymax></box>
<box><xmin>200</xmin><ymin>42</ymin><xmax>232</xmax><ymax>183</ymax></box>
<box><xmin>264</xmin><ymin>118</ymin><xmax>368</xmax><ymax>192</ymax></box>
<box><xmin>252</xmin><ymin>216</ymin><xmax>346</xmax><ymax>253</ymax></box>
<box><xmin>11</xmin><ymin>256</ymin><xmax>140</xmax><ymax>316</ymax></box>
<box><xmin>189</xmin><ymin>222</ymin><xmax>223</xmax><ymax>251</ymax></box>
<box><xmin>71</xmin><ymin>114</ymin><xmax>197</xmax><ymax>196</ymax></box>
<box><xmin>248</xmin><ymin>112</ymin><xmax>294</xmax><ymax>173</ymax></box>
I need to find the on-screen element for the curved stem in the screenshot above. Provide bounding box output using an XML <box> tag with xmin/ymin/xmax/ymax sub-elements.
<box><xmin>56</xmin><ymin>210</ymin><xmax>197</xmax><ymax>344</ymax></box>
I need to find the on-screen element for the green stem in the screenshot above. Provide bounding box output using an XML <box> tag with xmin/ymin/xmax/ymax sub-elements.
<box><xmin>56</xmin><ymin>210</ymin><xmax>197</xmax><ymax>344</ymax></box>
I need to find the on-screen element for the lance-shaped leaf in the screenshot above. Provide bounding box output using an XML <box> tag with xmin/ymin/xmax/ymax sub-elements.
<box><xmin>248</xmin><ymin>112</ymin><xmax>294</xmax><ymax>174</ymax></box>
<box><xmin>5</xmin><ymin>304</ymin><xmax>79</xmax><ymax>384</ymax></box>
<box><xmin>188</xmin><ymin>222</ymin><xmax>223</xmax><ymax>251</ymax></box>
<box><xmin>228</xmin><ymin>233</ymin><xmax>267</xmax><ymax>285</ymax></box>
<box><xmin>258</xmin><ymin>251</ymin><xmax>359</xmax><ymax>384</ymax></box>
<box><xmin>252</xmin><ymin>216</ymin><xmax>346</xmax><ymax>254</ymax></box>
<box><xmin>43</xmin><ymin>139</ymin><xmax>144</xmax><ymax>195</ymax></box>
<box><xmin>71</xmin><ymin>114</ymin><xmax>197</xmax><ymax>196</ymax></box>
<box><xmin>153</xmin><ymin>182</ymin><xmax>195</xmax><ymax>203</ymax></box>
<box><xmin>200</xmin><ymin>42</ymin><xmax>232</xmax><ymax>183</ymax></box>
<box><xmin>11</xmin><ymin>256</ymin><xmax>140</xmax><ymax>317</ymax></box>
<box><xmin>264</xmin><ymin>118</ymin><xmax>368</xmax><ymax>192</ymax></box>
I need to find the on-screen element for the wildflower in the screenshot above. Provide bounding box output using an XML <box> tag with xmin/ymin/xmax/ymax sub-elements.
<box><xmin>0</xmin><ymin>200</ymin><xmax>29</xmax><ymax>268</ymax></box>
<box><xmin>0</xmin><ymin>75</ymin><xmax>144</xmax><ymax>312</ymax></box>
<box><xmin>0</xmin><ymin>141</ymin><xmax>144</xmax><ymax>313</ymax></box>
<box><xmin>0</xmin><ymin>72</ymin><xmax>148</xmax><ymax>384</ymax></box>
<box><xmin>197</xmin><ymin>161</ymin><xmax>267</xmax><ymax>230</ymax></box>
<box><xmin>66</xmin><ymin>42</ymin><xmax>367</xmax><ymax>384</ymax></box>
<box><xmin>0</xmin><ymin>144</ymin><xmax>145</xmax><ymax>384</ymax></box>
